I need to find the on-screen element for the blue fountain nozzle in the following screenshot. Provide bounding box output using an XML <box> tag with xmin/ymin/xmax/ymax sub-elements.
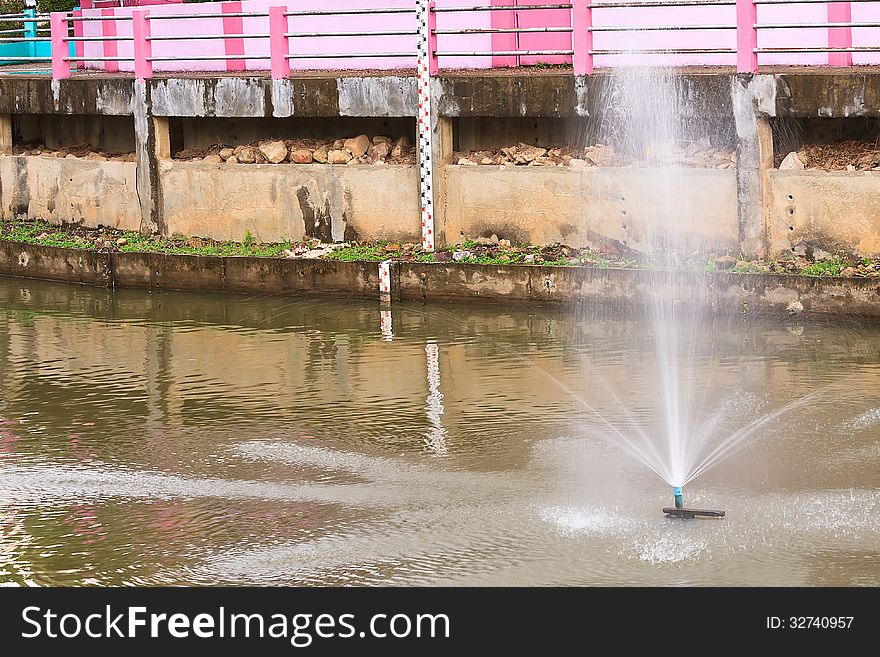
<box><xmin>673</xmin><ymin>486</ymin><xmax>683</xmax><ymax>509</ymax></box>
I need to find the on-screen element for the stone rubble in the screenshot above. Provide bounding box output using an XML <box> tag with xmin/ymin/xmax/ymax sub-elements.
<box><xmin>11</xmin><ymin>143</ymin><xmax>135</xmax><ymax>162</ymax></box>
<box><xmin>778</xmin><ymin>151</ymin><xmax>805</xmax><ymax>170</ymax></box>
<box><xmin>778</xmin><ymin>141</ymin><xmax>880</xmax><ymax>171</ymax></box>
<box><xmin>173</xmin><ymin>135</ymin><xmax>416</xmax><ymax>165</ymax></box>
<box><xmin>453</xmin><ymin>142</ymin><xmax>737</xmax><ymax>168</ymax></box>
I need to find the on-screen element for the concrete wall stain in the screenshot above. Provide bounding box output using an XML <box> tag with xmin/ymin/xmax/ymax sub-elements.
<box><xmin>297</xmin><ymin>186</ymin><xmax>333</xmax><ymax>243</ymax></box>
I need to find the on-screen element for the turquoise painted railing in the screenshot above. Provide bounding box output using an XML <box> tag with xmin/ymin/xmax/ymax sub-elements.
<box><xmin>0</xmin><ymin>7</ymin><xmax>74</xmax><ymax>70</ymax></box>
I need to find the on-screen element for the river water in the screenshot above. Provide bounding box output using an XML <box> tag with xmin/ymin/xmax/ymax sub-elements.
<box><xmin>0</xmin><ymin>275</ymin><xmax>877</xmax><ymax>586</ymax></box>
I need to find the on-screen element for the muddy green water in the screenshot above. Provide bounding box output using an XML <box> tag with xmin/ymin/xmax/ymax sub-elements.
<box><xmin>0</xmin><ymin>275</ymin><xmax>878</xmax><ymax>586</ymax></box>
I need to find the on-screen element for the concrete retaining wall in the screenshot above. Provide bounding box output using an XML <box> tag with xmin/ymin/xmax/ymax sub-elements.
<box><xmin>768</xmin><ymin>170</ymin><xmax>880</xmax><ymax>257</ymax></box>
<box><xmin>0</xmin><ymin>155</ymin><xmax>140</xmax><ymax>231</ymax></box>
<box><xmin>444</xmin><ymin>166</ymin><xmax>739</xmax><ymax>251</ymax></box>
<box><xmin>159</xmin><ymin>161</ymin><xmax>421</xmax><ymax>243</ymax></box>
<box><xmin>2</xmin><ymin>241</ymin><xmax>880</xmax><ymax>318</ymax></box>
<box><xmin>5</xmin><ymin>72</ymin><xmax>880</xmax><ymax>256</ymax></box>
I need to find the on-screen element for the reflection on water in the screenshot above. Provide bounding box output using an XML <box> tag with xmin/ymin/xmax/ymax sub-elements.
<box><xmin>0</xmin><ymin>276</ymin><xmax>878</xmax><ymax>586</ymax></box>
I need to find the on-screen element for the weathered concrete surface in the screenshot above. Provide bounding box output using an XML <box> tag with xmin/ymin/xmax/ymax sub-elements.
<box><xmin>336</xmin><ymin>77</ymin><xmax>418</xmax><ymax>117</ymax></box>
<box><xmin>2</xmin><ymin>70</ymin><xmax>880</xmax><ymax>120</ymax></box>
<box><xmin>0</xmin><ymin>241</ymin><xmax>112</xmax><ymax>286</ymax></box>
<box><xmin>95</xmin><ymin>250</ymin><xmax>380</xmax><ymax>298</ymax></box>
<box><xmin>768</xmin><ymin>170</ymin><xmax>880</xmax><ymax>257</ymax></box>
<box><xmin>2</xmin><ymin>240</ymin><xmax>880</xmax><ymax>317</ymax></box>
<box><xmin>113</xmin><ymin>251</ymin><xmax>228</xmax><ymax>292</ymax></box>
<box><xmin>0</xmin><ymin>78</ymin><xmax>133</xmax><ymax>115</ymax></box>
<box><xmin>775</xmin><ymin>73</ymin><xmax>880</xmax><ymax>117</ymax></box>
<box><xmin>435</xmin><ymin>72</ymin><xmax>735</xmax><ymax>118</ymax></box>
<box><xmin>397</xmin><ymin>262</ymin><xmax>880</xmax><ymax>316</ymax></box>
<box><xmin>443</xmin><ymin>165</ymin><xmax>739</xmax><ymax>252</ymax></box>
<box><xmin>133</xmin><ymin>80</ymin><xmax>161</xmax><ymax>234</ymax></box>
<box><xmin>0</xmin><ymin>155</ymin><xmax>140</xmax><ymax>230</ymax></box>
<box><xmin>159</xmin><ymin>161</ymin><xmax>420</xmax><ymax>243</ymax></box>
<box><xmin>148</xmin><ymin>76</ymin><xmax>416</xmax><ymax>118</ymax></box>
<box><xmin>732</xmin><ymin>74</ymin><xmax>777</xmax><ymax>259</ymax></box>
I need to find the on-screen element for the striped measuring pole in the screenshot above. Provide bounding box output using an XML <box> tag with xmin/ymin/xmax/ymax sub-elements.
<box><xmin>416</xmin><ymin>0</ymin><xmax>435</xmax><ymax>251</ymax></box>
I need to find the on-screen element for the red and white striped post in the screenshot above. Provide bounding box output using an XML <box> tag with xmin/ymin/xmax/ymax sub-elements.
<box><xmin>572</xmin><ymin>0</ymin><xmax>592</xmax><ymax>75</ymax></box>
<box><xmin>269</xmin><ymin>5</ymin><xmax>290</xmax><ymax>79</ymax></box>
<box><xmin>50</xmin><ymin>12</ymin><xmax>70</xmax><ymax>80</ymax></box>
<box><xmin>132</xmin><ymin>9</ymin><xmax>152</xmax><ymax>80</ymax></box>
<box><xmin>378</xmin><ymin>260</ymin><xmax>392</xmax><ymax>303</ymax></box>
<box><xmin>427</xmin><ymin>1</ymin><xmax>438</xmax><ymax>76</ymax></box>
<box><xmin>827</xmin><ymin>2</ymin><xmax>853</xmax><ymax>67</ymax></box>
<box><xmin>736</xmin><ymin>0</ymin><xmax>758</xmax><ymax>74</ymax></box>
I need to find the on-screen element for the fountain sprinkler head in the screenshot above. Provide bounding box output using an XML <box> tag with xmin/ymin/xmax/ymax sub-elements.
<box><xmin>663</xmin><ymin>486</ymin><xmax>725</xmax><ymax>519</ymax></box>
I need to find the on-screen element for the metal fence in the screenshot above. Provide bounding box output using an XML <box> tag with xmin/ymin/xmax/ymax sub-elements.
<box><xmin>1</xmin><ymin>1</ymin><xmax>879</xmax><ymax>78</ymax></box>
<box><xmin>0</xmin><ymin>9</ymin><xmax>52</xmax><ymax>73</ymax></box>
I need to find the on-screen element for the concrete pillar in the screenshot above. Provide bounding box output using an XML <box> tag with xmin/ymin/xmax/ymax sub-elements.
<box><xmin>732</xmin><ymin>74</ymin><xmax>776</xmax><ymax>259</ymax></box>
<box><xmin>0</xmin><ymin>114</ymin><xmax>12</xmax><ymax>155</ymax></box>
<box><xmin>153</xmin><ymin>117</ymin><xmax>171</xmax><ymax>161</ymax></box>
<box><xmin>431</xmin><ymin>111</ymin><xmax>454</xmax><ymax>248</ymax></box>
<box><xmin>132</xmin><ymin>79</ymin><xmax>164</xmax><ymax>235</ymax></box>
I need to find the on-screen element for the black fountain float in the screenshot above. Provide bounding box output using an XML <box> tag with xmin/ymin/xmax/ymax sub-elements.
<box><xmin>663</xmin><ymin>486</ymin><xmax>725</xmax><ymax>519</ymax></box>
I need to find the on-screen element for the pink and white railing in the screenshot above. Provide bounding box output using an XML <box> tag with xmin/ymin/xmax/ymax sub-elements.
<box><xmin>13</xmin><ymin>0</ymin><xmax>880</xmax><ymax>79</ymax></box>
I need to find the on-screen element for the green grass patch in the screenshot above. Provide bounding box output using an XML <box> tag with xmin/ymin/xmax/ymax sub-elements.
<box><xmin>798</xmin><ymin>258</ymin><xmax>845</xmax><ymax>277</ymax></box>
<box><xmin>1</xmin><ymin>219</ymin><xmax>293</xmax><ymax>258</ymax></box>
<box><xmin>732</xmin><ymin>261</ymin><xmax>766</xmax><ymax>274</ymax></box>
<box><xmin>324</xmin><ymin>242</ymin><xmax>396</xmax><ymax>262</ymax></box>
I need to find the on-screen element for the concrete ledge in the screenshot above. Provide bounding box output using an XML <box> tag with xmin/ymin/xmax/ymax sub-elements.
<box><xmin>2</xmin><ymin>241</ymin><xmax>880</xmax><ymax>318</ymax></box>
<box><xmin>768</xmin><ymin>170</ymin><xmax>880</xmax><ymax>256</ymax></box>
<box><xmin>148</xmin><ymin>76</ymin><xmax>418</xmax><ymax>118</ymax></box>
<box><xmin>3</xmin><ymin>71</ymin><xmax>880</xmax><ymax>119</ymax></box>
<box><xmin>159</xmin><ymin>161</ymin><xmax>420</xmax><ymax>243</ymax></box>
<box><xmin>0</xmin><ymin>78</ymin><xmax>134</xmax><ymax>115</ymax></box>
<box><xmin>0</xmin><ymin>241</ymin><xmax>112</xmax><ymax>286</ymax></box>
<box><xmin>776</xmin><ymin>73</ymin><xmax>880</xmax><ymax>117</ymax></box>
<box><xmin>400</xmin><ymin>262</ymin><xmax>880</xmax><ymax>317</ymax></box>
<box><xmin>0</xmin><ymin>155</ymin><xmax>141</xmax><ymax>230</ymax></box>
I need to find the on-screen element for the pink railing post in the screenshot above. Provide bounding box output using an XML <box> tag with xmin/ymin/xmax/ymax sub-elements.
<box><xmin>828</xmin><ymin>2</ymin><xmax>853</xmax><ymax>67</ymax></box>
<box><xmin>73</xmin><ymin>9</ymin><xmax>83</xmax><ymax>63</ymax></box>
<box><xmin>427</xmin><ymin>1</ymin><xmax>438</xmax><ymax>76</ymax></box>
<box><xmin>132</xmin><ymin>9</ymin><xmax>152</xmax><ymax>80</ymax></box>
<box><xmin>491</xmin><ymin>0</ymin><xmax>518</xmax><ymax>69</ymax></box>
<box><xmin>269</xmin><ymin>6</ymin><xmax>290</xmax><ymax>79</ymax></box>
<box><xmin>50</xmin><ymin>12</ymin><xmax>70</xmax><ymax>80</ymax></box>
<box><xmin>101</xmin><ymin>8</ymin><xmax>119</xmax><ymax>73</ymax></box>
<box><xmin>572</xmin><ymin>0</ymin><xmax>592</xmax><ymax>75</ymax></box>
<box><xmin>222</xmin><ymin>1</ymin><xmax>246</xmax><ymax>73</ymax></box>
<box><xmin>736</xmin><ymin>0</ymin><xmax>758</xmax><ymax>74</ymax></box>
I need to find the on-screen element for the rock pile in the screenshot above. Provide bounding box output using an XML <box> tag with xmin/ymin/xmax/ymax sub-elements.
<box><xmin>174</xmin><ymin>135</ymin><xmax>415</xmax><ymax>165</ymax></box>
<box><xmin>454</xmin><ymin>142</ymin><xmax>736</xmax><ymax>168</ymax></box>
<box><xmin>11</xmin><ymin>143</ymin><xmax>135</xmax><ymax>162</ymax></box>
<box><xmin>778</xmin><ymin>140</ymin><xmax>880</xmax><ymax>171</ymax></box>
